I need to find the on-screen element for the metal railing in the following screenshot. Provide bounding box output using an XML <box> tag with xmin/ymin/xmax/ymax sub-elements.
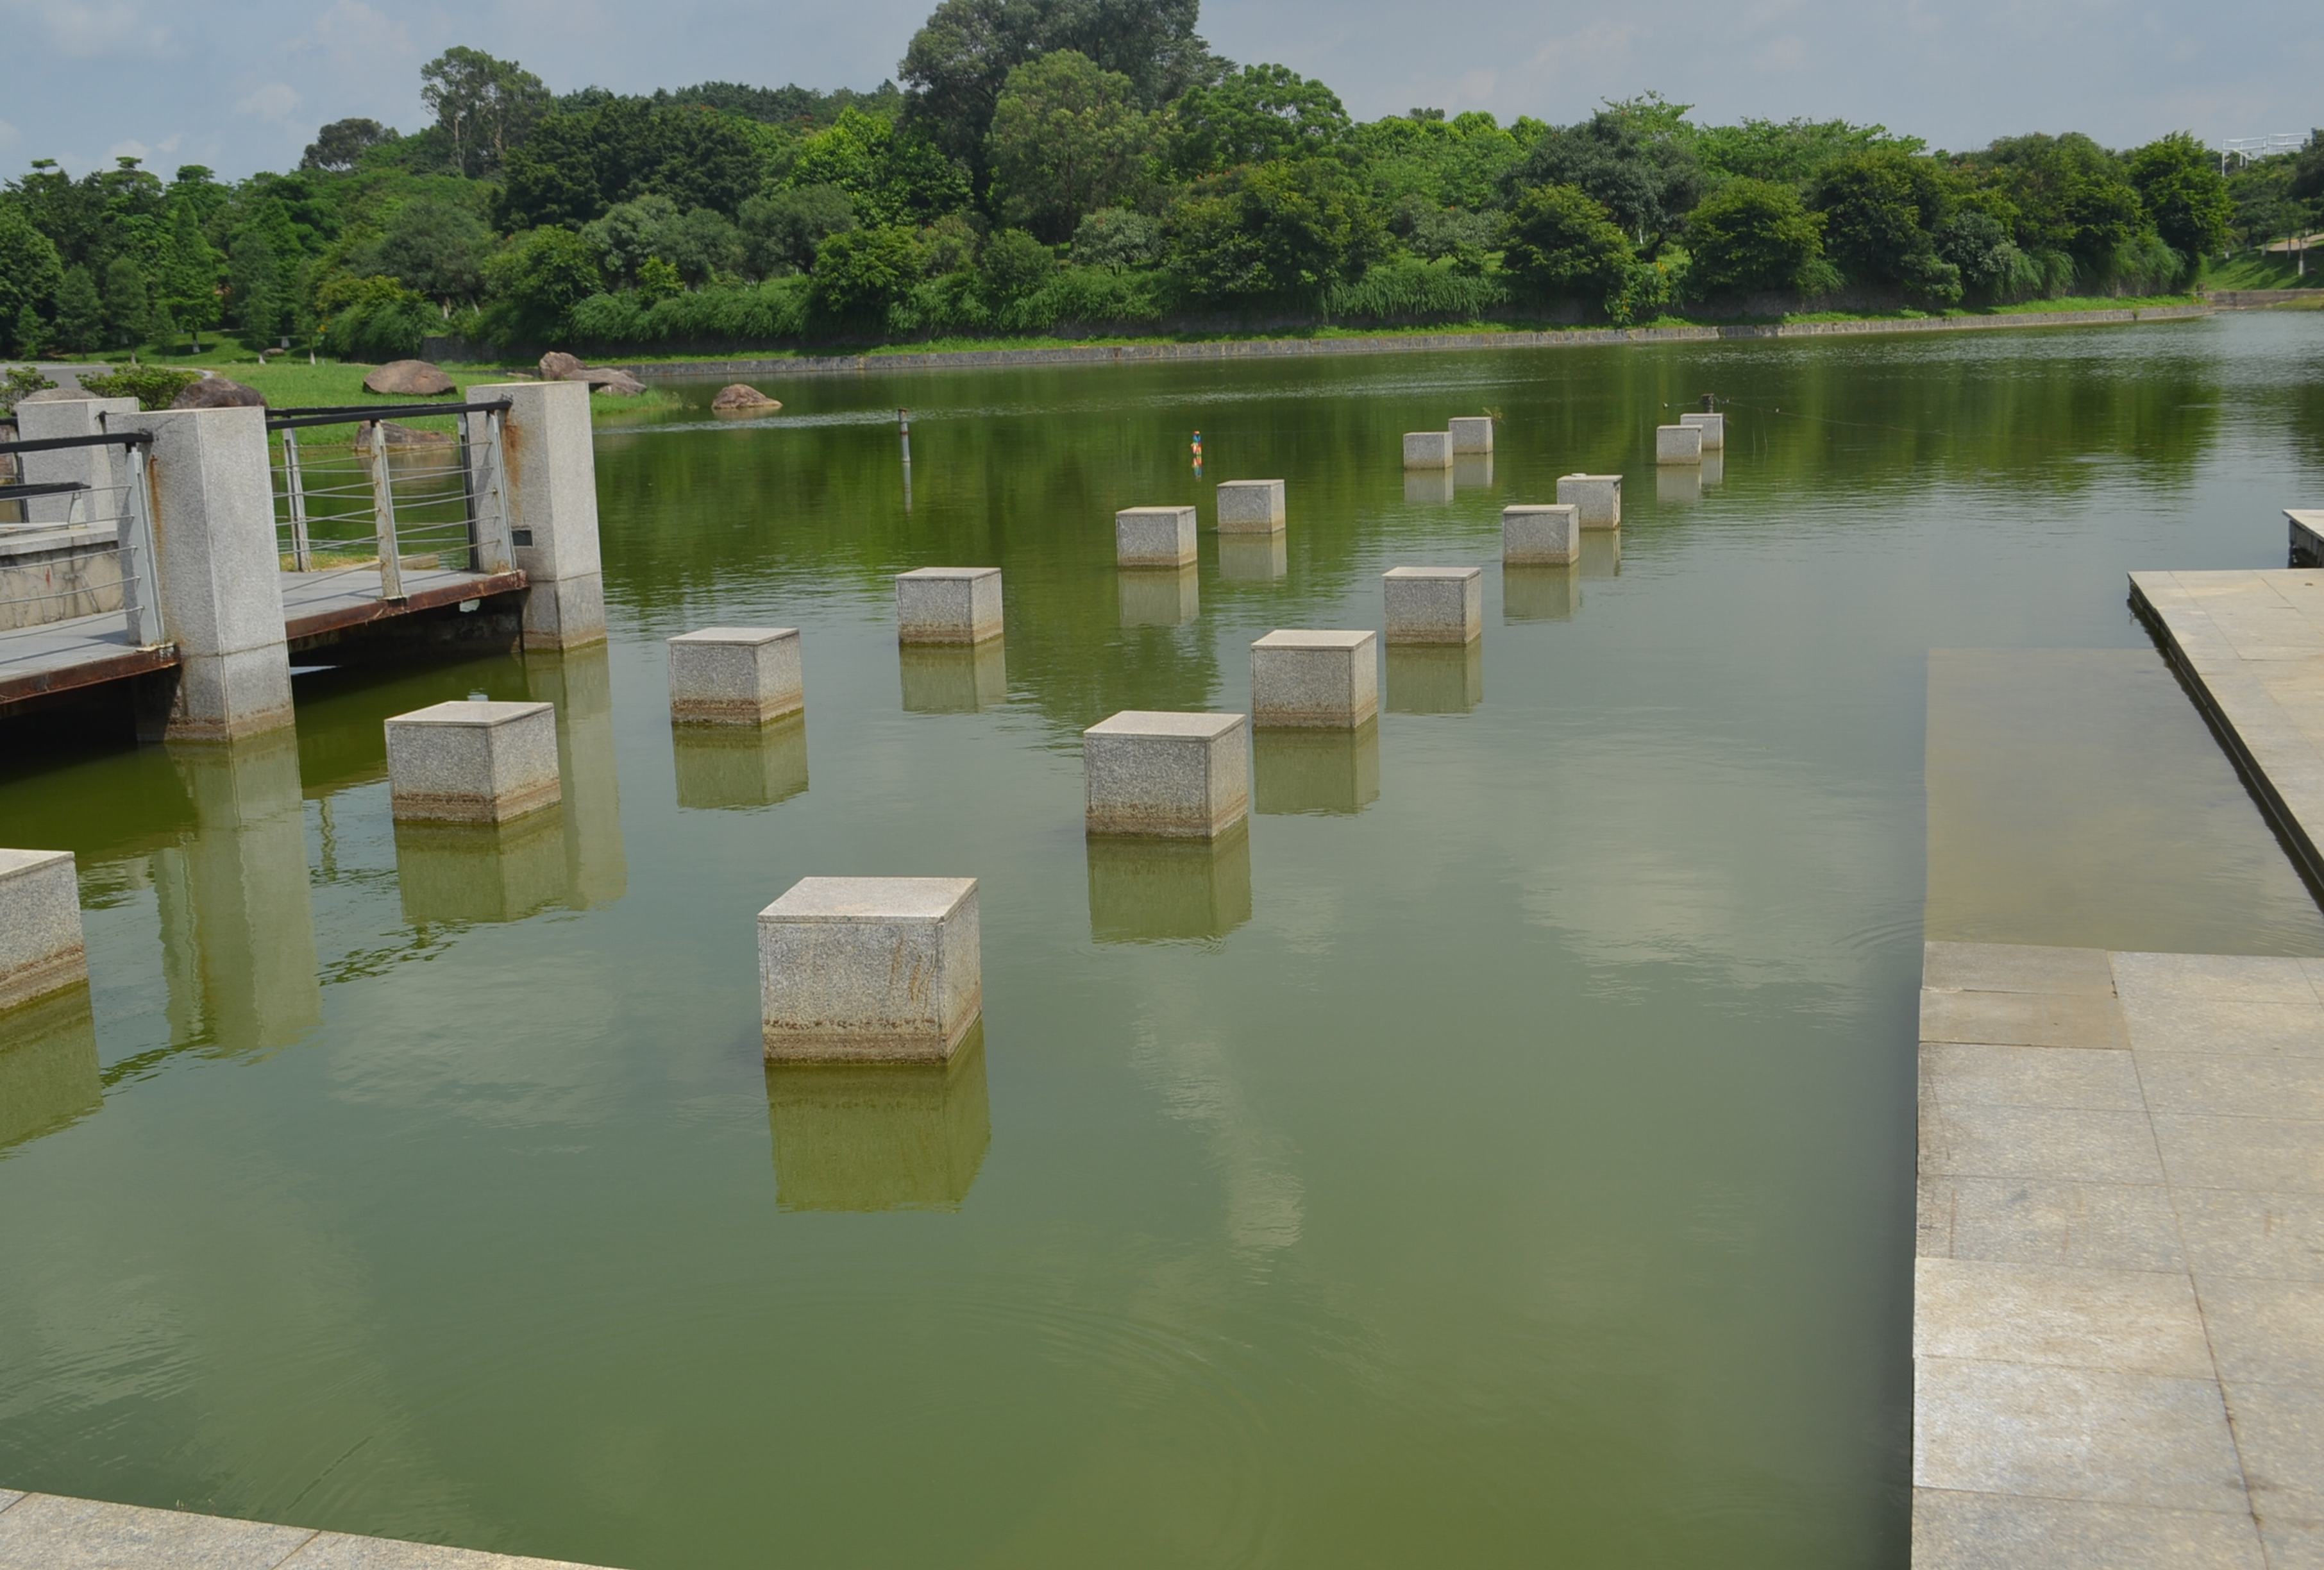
<box><xmin>0</xmin><ymin>430</ymin><xmax>164</xmax><ymax>646</ymax></box>
<box><xmin>267</xmin><ymin>400</ymin><xmax>515</xmax><ymax>601</ymax></box>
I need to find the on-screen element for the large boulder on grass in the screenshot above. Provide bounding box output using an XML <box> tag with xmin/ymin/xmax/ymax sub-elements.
<box><xmin>566</xmin><ymin>366</ymin><xmax>646</xmax><ymax>396</ymax></box>
<box><xmin>364</xmin><ymin>359</ymin><xmax>454</xmax><ymax>396</ymax></box>
<box><xmin>711</xmin><ymin>383</ymin><xmax>782</xmax><ymax>412</ymax></box>
<box><xmin>169</xmin><ymin>375</ymin><xmax>265</xmax><ymax>410</ymax></box>
<box><xmin>538</xmin><ymin>351</ymin><xmax>584</xmax><ymax>382</ymax></box>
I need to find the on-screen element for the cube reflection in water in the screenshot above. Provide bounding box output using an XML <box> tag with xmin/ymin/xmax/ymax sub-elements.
<box><xmin>1255</xmin><ymin>721</ymin><xmax>1381</xmax><ymax>815</ymax></box>
<box><xmin>1656</xmin><ymin>464</ymin><xmax>1703</xmax><ymax>505</ymax></box>
<box><xmin>526</xmin><ymin>647</ymin><xmax>627</xmax><ymax>909</ymax></box>
<box><xmin>1086</xmin><ymin>822</ymin><xmax>1253</xmax><ymax>943</ymax></box>
<box><xmin>1701</xmin><ymin>452</ymin><xmax>1725</xmax><ymax>487</ymax></box>
<box><xmin>673</xmin><ymin>714</ymin><xmax>809</xmax><ymax>811</ymax></box>
<box><xmin>1502</xmin><ymin>566</ymin><xmax>1580</xmax><ymax>622</ymax></box>
<box><xmin>1453</xmin><ymin>453</ymin><xmax>1494</xmax><ymax>491</ymax></box>
<box><xmin>155</xmin><ymin>731</ymin><xmax>321</xmax><ymax>1054</ymax></box>
<box><xmin>1581</xmin><ymin>532</ymin><xmax>1622</xmax><ymax>578</ymax></box>
<box><xmin>0</xmin><ymin>985</ymin><xmax>102</xmax><ymax>1152</ymax></box>
<box><xmin>1387</xmin><ymin>641</ymin><xmax>1485</xmax><ymax>714</ymax></box>
<box><xmin>1118</xmin><ymin>565</ymin><xmax>1199</xmax><ymax>627</ymax></box>
<box><xmin>1217</xmin><ymin>534</ymin><xmax>1288</xmax><ymax>582</ymax></box>
<box><xmin>1403</xmin><ymin>469</ymin><xmax>1454</xmax><ymax>506</ymax></box>
<box><xmin>766</xmin><ymin>1027</ymin><xmax>991</xmax><ymax>1211</ymax></box>
<box><xmin>394</xmin><ymin>812</ymin><xmax>571</xmax><ymax>925</ymax></box>
<box><xmin>900</xmin><ymin>639</ymin><xmax>1007</xmax><ymax>713</ymax></box>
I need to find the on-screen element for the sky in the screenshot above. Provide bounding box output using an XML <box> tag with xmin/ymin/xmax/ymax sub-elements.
<box><xmin>1</xmin><ymin>0</ymin><xmax>2316</xmax><ymax>180</ymax></box>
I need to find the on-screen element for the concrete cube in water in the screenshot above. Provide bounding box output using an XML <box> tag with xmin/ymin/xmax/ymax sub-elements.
<box><xmin>896</xmin><ymin>568</ymin><xmax>1003</xmax><ymax>644</ymax></box>
<box><xmin>1655</xmin><ymin>424</ymin><xmax>1705</xmax><ymax>464</ymax></box>
<box><xmin>1084</xmin><ymin>711</ymin><xmax>1250</xmax><ymax>839</ymax></box>
<box><xmin>1383</xmin><ymin>567</ymin><xmax>1483</xmax><ymax>644</ymax></box>
<box><xmin>385</xmin><ymin>700</ymin><xmax>563</xmax><ymax>825</ymax></box>
<box><xmin>668</xmin><ymin>627</ymin><xmax>804</xmax><ymax>725</ymax></box>
<box><xmin>1503</xmin><ymin>504</ymin><xmax>1581</xmax><ymax>565</ymax></box>
<box><xmin>1556</xmin><ymin>473</ymin><xmax>1622</xmax><ymax>529</ymax></box>
<box><xmin>1215</xmin><ymin>480</ymin><xmax>1286</xmax><ymax>533</ymax></box>
<box><xmin>1447</xmin><ymin>416</ymin><xmax>1495</xmax><ymax>455</ymax></box>
<box><xmin>759</xmin><ymin>877</ymin><xmax>982</xmax><ymax>1062</ymax></box>
<box><xmin>1680</xmin><ymin>411</ymin><xmax>1726</xmax><ymax>450</ymax></box>
<box><xmin>1402</xmin><ymin>431</ymin><xmax>1454</xmax><ymax>469</ymax></box>
<box><xmin>1251</xmin><ymin>630</ymin><xmax>1379</xmax><ymax>728</ymax></box>
<box><xmin>0</xmin><ymin>849</ymin><xmax>86</xmax><ymax>1014</ymax></box>
<box><xmin>1115</xmin><ymin>507</ymin><xmax>1198</xmax><ymax>567</ymax></box>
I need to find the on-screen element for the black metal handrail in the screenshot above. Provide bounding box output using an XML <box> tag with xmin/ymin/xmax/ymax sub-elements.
<box><xmin>0</xmin><ymin>430</ymin><xmax>153</xmax><ymax>455</ymax></box>
<box><xmin>0</xmin><ymin>481</ymin><xmax>90</xmax><ymax>503</ymax></box>
<box><xmin>265</xmin><ymin>398</ymin><xmax>511</xmax><ymax>433</ymax></box>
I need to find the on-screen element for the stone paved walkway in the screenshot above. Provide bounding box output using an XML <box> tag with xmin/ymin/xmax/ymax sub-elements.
<box><xmin>0</xmin><ymin>1490</ymin><xmax>617</xmax><ymax>1569</ymax></box>
<box><xmin>1916</xmin><ymin>940</ymin><xmax>2324</xmax><ymax>1568</ymax></box>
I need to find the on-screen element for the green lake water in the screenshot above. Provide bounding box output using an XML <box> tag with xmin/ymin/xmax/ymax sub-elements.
<box><xmin>4</xmin><ymin>312</ymin><xmax>2323</xmax><ymax>1569</ymax></box>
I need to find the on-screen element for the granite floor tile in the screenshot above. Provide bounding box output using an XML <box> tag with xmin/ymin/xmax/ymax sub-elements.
<box><xmin>1926</xmin><ymin>942</ymin><xmax>2118</xmax><ymax>995</ymax></box>
<box><xmin>1922</xmin><ymin>988</ymin><xmax>2130</xmax><ymax>1049</ymax></box>
<box><xmin>0</xmin><ymin>1498</ymin><xmax>16</xmax><ymax>1516</ymax></box>
<box><xmin>0</xmin><ymin>1494</ymin><xmax>317</xmax><ymax>1570</ymax></box>
<box><xmin>2257</xmin><ymin>1517</ymin><xmax>2324</xmax><ymax>1569</ymax></box>
<box><xmin>1923</xmin><ymin>1043</ymin><xmax>2144</xmax><ymax>1111</ymax></box>
<box><xmin>1922</xmin><ymin>1099</ymin><xmax>2165</xmax><ymax>1184</ymax></box>
<box><xmin>2196</xmin><ymin>1277</ymin><xmax>2324</xmax><ymax>1387</ymax></box>
<box><xmin>2227</xmin><ymin>1381</ymin><xmax>2324</xmax><ymax>1521</ymax></box>
<box><xmin>2137</xmin><ymin>1053</ymin><xmax>2324</xmax><ymax>1120</ymax></box>
<box><xmin>1910</xmin><ymin>1487</ymin><xmax>2264</xmax><ymax>1569</ymax></box>
<box><xmin>1914</xmin><ymin>1356</ymin><xmax>2250</xmax><ymax>1513</ymax></box>
<box><xmin>2119</xmin><ymin>995</ymin><xmax>2324</xmax><ymax>1056</ymax></box>
<box><xmin>278</xmin><ymin>1533</ymin><xmax>610</xmax><ymax>1569</ymax></box>
<box><xmin>2176</xmin><ymin>1189</ymin><xmax>2324</xmax><ymax>1281</ymax></box>
<box><xmin>1915</xmin><ymin>1258</ymin><xmax>2212</xmax><ymax>1377</ymax></box>
<box><xmin>1916</xmin><ymin>1177</ymin><xmax>2185</xmax><ymax>1272</ymax></box>
<box><xmin>2112</xmin><ymin>952</ymin><xmax>2320</xmax><ymax>1004</ymax></box>
<box><xmin>2153</xmin><ymin>1115</ymin><xmax>2324</xmax><ymax>1195</ymax></box>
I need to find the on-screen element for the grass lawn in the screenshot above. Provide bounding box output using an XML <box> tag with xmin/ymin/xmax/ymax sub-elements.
<box><xmin>2202</xmin><ymin>252</ymin><xmax>2322</xmax><ymax>291</ymax></box>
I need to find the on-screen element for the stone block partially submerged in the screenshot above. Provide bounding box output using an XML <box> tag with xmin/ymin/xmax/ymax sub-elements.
<box><xmin>1215</xmin><ymin>480</ymin><xmax>1286</xmax><ymax>533</ymax></box>
<box><xmin>1251</xmin><ymin>630</ymin><xmax>1379</xmax><ymax>729</ymax></box>
<box><xmin>1382</xmin><ymin>566</ymin><xmax>1483</xmax><ymax>644</ymax></box>
<box><xmin>1402</xmin><ymin>431</ymin><xmax>1454</xmax><ymax>469</ymax></box>
<box><xmin>1680</xmin><ymin>410</ymin><xmax>1725</xmax><ymax>450</ymax></box>
<box><xmin>1656</xmin><ymin>424</ymin><xmax>1705</xmax><ymax>464</ymax></box>
<box><xmin>1503</xmin><ymin>504</ymin><xmax>1582</xmax><ymax>565</ymax></box>
<box><xmin>759</xmin><ymin>877</ymin><xmax>982</xmax><ymax>1062</ymax></box>
<box><xmin>1557</xmin><ymin>473</ymin><xmax>1622</xmax><ymax>528</ymax></box>
<box><xmin>383</xmin><ymin>700</ymin><xmax>562</xmax><ymax>825</ymax></box>
<box><xmin>1115</xmin><ymin>507</ymin><xmax>1198</xmax><ymax>567</ymax></box>
<box><xmin>896</xmin><ymin>567</ymin><xmax>1003</xmax><ymax>644</ymax></box>
<box><xmin>0</xmin><ymin>849</ymin><xmax>85</xmax><ymax>1015</ymax></box>
<box><xmin>1083</xmin><ymin>711</ymin><xmax>1250</xmax><ymax>839</ymax></box>
<box><xmin>1447</xmin><ymin>416</ymin><xmax>1495</xmax><ymax>454</ymax></box>
<box><xmin>668</xmin><ymin>627</ymin><xmax>804</xmax><ymax>725</ymax></box>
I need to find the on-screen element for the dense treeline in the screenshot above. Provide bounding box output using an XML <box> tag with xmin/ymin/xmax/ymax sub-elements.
<box><xmin>2</xmin><ymin>1</ymin><xmax>2317</xmax><ymax>362</ymax></box>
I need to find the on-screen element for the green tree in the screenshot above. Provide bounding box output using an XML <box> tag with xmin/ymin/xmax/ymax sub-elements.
<box><xmin>11</xmin><ymin>303</ymin><xmax>43</xmax><ymax>357</ymax></box>
<box><xmin>1503</xmin><ymin>183</ymin><xmax>1634</xmax><ymax>300</ymax></box>
<box><xmin>660</xmin><ymin>208</ymin><xmax>746</xmax><ymax>285</ymax></box>
<box><xmin>1166</xmin><ymin>63</ymin><xmax>1350</xmax><ymax>175</ymax></box>
<box><xmin>2127</xmin><ymin>133</ymin><xmax>2232</xmax><ymax>258</ymax></box>
<box><xmin>1354</xmin><ymin>110</ymin><xmax>1529</xmax><ymax>214</ymax></box>
<box><xmin>0</xmin><ymin>201</ymin><xmax>64</xmax><ymax>337</ymax></box>
<box><xmin>299</xmin><ymin>118</ymin><xmax>399</xmax><ymax>172</ymax></box>
<box><xmin>1071</xmin><ymin>206</ymin><xmax>1163</xmax><ymax>269</ymax></box>
<box><xmin>986</xmin><ymin>51</ymin><xmax>1150</xmax><ymax>242</ymax></box>
<box><xmin>483</xmin><ymin>226</ymin><xmax>604</xmax><ymax>339</ymax></box>
<box><xmin>980</xmin><ymin>227</ymin><xmax>1054</xmax><ymax>299</ymax></box>
<box><xmin>421</xmin><ymin>46</ymin><xmax>552</xmax><ymax>178</ymax></box>
<box><xmin>1508</xmin><ymin>110</ymin><xmax>1704</xmax><ymax>249</ymax></box>
<box><xmin>1167</xmin><ymin>156</ymin><xmax>1385</xmax><ymax>304</ymax></box>
<box><xmin>102</xmin><ymin>256</ymin><xmax>151</xmax><ymax>346</ymax></box>
<box><xmin>1973</xmin><ymin>133</ymin><xmax>2142</xmax><ymax>272</ymax></box>
<box><xmin>1810</xmin><ymin>148</ymin><xmax>1959</xmax><ymax>299</ymax></box>
<box><xmin>1934</xmin><ymin>208</ymin><xmax>2028</xmax><ymax>299</ymax></box>
<box><xmin>584</xmin><ymin>194</ymin><xmax>682</xmax><ymax>290</ymax></box>
<box><xmin>786</xmin><ymin>108</ymin><xmax>971</xmax><ymax>226</ymax></box>
<box><xmin>636</xmin><ymin>255</ymin><xmax>683</xmax><ymax>305</ymax></box>
<box><xmin>156</xmin><ymin>199</ymin><xmax>220</xmax><ymax>350</ymax></box>
<box><xmin>809</xmin><ymin>224</ymin><xmax>923</xmax><ymax>316</ymax></box>
<box><xmin>739</xmin><ymin>185</ymin><xmax>857</xmax><ymax>276</ymax></box>
<box><xmin>1687</xmin><ymin>178</ymin><xmax>1829</xmax><ymax>296</ymax></box>
<box><xmin>1694</xmin><ymin>117</ymin><xmax>1923</xmax><ymax>186</ymax></box>
<box><xmin>62</xmin><ymin>267</ymin><xmax>108</xmax><ymax>352</ymax></box>
<box><xmin>228</xmin><ymin>230</ymin><xmax>285</xmax><ymax>345</ymax></box>
<box><xmin>374</xmin><ymin>199</ymin><xmax>493</xmax><ymax>306</ymax></box>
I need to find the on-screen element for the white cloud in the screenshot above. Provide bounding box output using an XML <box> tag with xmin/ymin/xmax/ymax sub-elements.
<box><xmin>234</xmin><ymin>82</ymin><xmax>301</xmax><ymax>121</ymax></box>
<box><xmin>8</xmin><ymin>0</ymin><xmax>173</xmax><ymax>59</ymax></box>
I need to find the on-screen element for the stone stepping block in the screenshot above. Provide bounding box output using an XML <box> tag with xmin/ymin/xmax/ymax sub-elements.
<box><xmin>1447</xmin><ymin>416</ymin><xmax>1495</xmax><ymax>454</ymax></box>
<box><xmin>1251</xmin><ymin>629</ymin><xmax>1379</xmax><ymax>729</ymax></box>
<box><xmin>896</xmin><ymin>568</ymin><xmax>1002</xmax><ymax>644</ymax></box>
<box><xmin>1556</xmin><ymin>473</ymin><xmax>1622</xmax><ymax>528</ymax></box>
<box><xmin>1503</xmin><ymin>504</ymin><xmax>1582</xmax><ymax>565</ymax></box>
<box><xmin>668</xmin><ymin>626</ymin><xmax>804</xmax><ymax>725</ymax></box>
<box><xmin>1083</xmin><ymin>710</ymin><xmax>1250</xmax><ymax>839</ymax></box>
<box><xmin>1116</xmin><ymin>507</ymin><xmax>1198</xmax><ymax>567</ymax></box>
<box><xmin>0</xmin><ymin>848</ymin><xmax>85</xmax><ymax>1014</ymax></box>
<box><xmin>1383</xmin><ymin>566</ymin><xmax>1483</xmax><ymax>644</ymax></box>
<box><xmin>1680</xmin><ymin>410</ymin><xmax>1725</xmax><ymax>450</ymax></box>
<box><xmin>1402</xmin><ymin>431</ymin><xmax>1454</xmax><ymax>469</ymax></box>
<box><xmin>1215</xmin><ymin>479</ymin><xmax>1286</xmax><ymax>533</ymax></box>
<box><xmin>759</xmin><ymin>877</ymin><xmax>982</xmax><ymax>1063</ymax></box>
<box><xmin>1656</xmin><ymin>424</ymin><xmax>1705</xmax><ymax>464</ymax></box>
<box><xmin>384</xmin><ymin>700</ymin><xmax>562</xmax><ymax>825</ymax></box>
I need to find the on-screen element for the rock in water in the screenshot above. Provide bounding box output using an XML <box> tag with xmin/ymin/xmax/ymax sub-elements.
<box><xmin>364</xmin><ymin>359</ymin><xmax>455</xmax><ymax>396</ymax></box>
<box><xmin>169</xmin><ymin>375</ymin><xmax>265</xmax><ymax>410</ymax></box>
<box><xmin>566</xmin><ymin>366</ymin><xmax>646</xmax><ymax>396</ymax></box>
<box><xmin>711</xmin><ymin>383</ymin><xmax>782</xmax><ymax>412</ymax></box>
<box><xmin>538</xmin><ymin>351</ymin><xmax>584</xmax><ymax>382</ymax></box>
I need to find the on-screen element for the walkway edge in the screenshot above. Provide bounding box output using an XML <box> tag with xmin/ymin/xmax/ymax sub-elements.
<box><xmin>619</xmin><ymin>303</ymin><xmax>2213</xmax><ymax>382</ymax></box>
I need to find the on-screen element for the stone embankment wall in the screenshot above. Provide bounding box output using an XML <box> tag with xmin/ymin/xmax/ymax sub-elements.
<box><xmin>614</xmin><ymin>305</ymin><xmax>2211</xmax><ymax>382</ymax></box>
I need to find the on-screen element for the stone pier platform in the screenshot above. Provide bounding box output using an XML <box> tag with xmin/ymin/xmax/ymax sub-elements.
<box><xmin>0</xmin><ymin>1489</ymin><xmax>619</xmax><ymax>1568</ymax></box>
<box><xmin>1915</xmin><ymin>941</ymin><xmax>2324</xmax><ymax>1567</ymax></box>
